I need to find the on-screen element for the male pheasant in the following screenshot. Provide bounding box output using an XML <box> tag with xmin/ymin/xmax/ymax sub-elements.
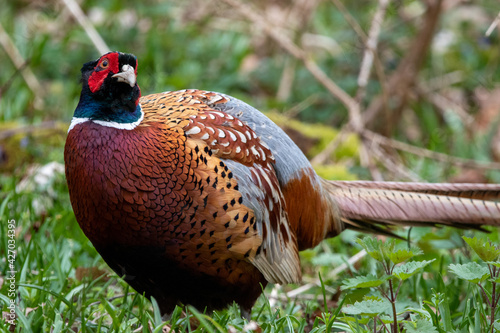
<box><xmin>64</xmin><ymin>52</ymin><xmax>500</xmax><ymax>317</ymax></box>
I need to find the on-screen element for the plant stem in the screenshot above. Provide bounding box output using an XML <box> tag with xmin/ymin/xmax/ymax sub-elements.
<box><xmin>488</xmin><ymin>265</ymin><xmax>498</xmax><ymax>333</ymax></box>
<box><xmin>388</xmin><ymin>279</ymin><xmax>398</xmax><ymax>333</ymax></box>
<box><xmin>478</xmin><ymin>283</ymin><xmax>492</xmax><ymax>307</ymax></box>
<box><xmin>394</xmin><ymin>280</ymin><xmax>403</xmax><ymax>299</ymax></box>
<box><xmin>491</xmin><ymin>280</ymin><xmax>496</xmax><ymax>333</ymax></box>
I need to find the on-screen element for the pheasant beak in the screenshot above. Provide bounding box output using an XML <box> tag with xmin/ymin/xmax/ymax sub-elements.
<box><xmin>112</xmin><ymin>65</ymin><xmax>136</xmax><ymax>87</ymax></box>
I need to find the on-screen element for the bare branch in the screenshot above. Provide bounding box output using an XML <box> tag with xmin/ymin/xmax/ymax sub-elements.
<box><xmin>285</xmin><ymin>249</ymin><xmax>368</xmax><ymax>300</ymax></box>
<box><xmin>360</xmin><ymin>139</ymin><xmax>384</xmax><ymax>180</ymax></box>
<box><xmin>330</xmin><ymin>0</ymin><xmax>392</xmax><ymax>122</ymax></box>
<box><xmin>0</xmin><ymin>60</ymin><xmax>29</xmax><ymax>97</ymax></box>
<box><xmin>328</xmin><ymin>249</ymin><xmax>367</xmax><ymax>279</ymax></box>
<box><xmin>363</xmin><ymin>129</ymin><xmax>500</xmax><ymax>171</ymax></box>
<box><xmin>425</xmin><ymin>71</ymin><xmax>464</xmax><ymax>92</ymax></box>
<box><xmin>0</xmin><ymin>22</ymin><xmax>44</xmax><ymax>109</ymax></box>
<box><xmin>415</xmin><ymin>82</ymin><xmax>475</xmax><ymax>128</ymax></box>
<box><xmin>356</xmin><ymin>0</ymin><xmax>390</xmax><ymax>103</ymax></box>
<box><xmin>371</xmin><ymin>143</ymin><xmax>422</xmax><ymax>181</ymax></box>
<box><xmin>277</xmin><ymin>57</ymin><xmax>296</xmax><ymax>102</ymax></box>
<box><xmin>220</xmin><ymin>0</ymin><xmax>362</xmax><ymax>130</ymax></box>
<box><xmin>486</xmin><ymin>11</ymin><xmax>500</xmax><ymax>37</ymax></box>
<box><xmin>60</xmin><ymin>0</ymin><xmax>110</xmax><ymax>54</ymax></box>
<box><xmin>284</xmin><ymin>93</ymin><xmax>320</xmax><ymax>118</ymax></box>
<box><xmin>330</xmin><ymin>0</ymin><xmax>367</xmax><ymax>40</ymax></box>
<box><xmin>310</xmin><ymin>125</ymin><xmax>351</xmax><ymax>167</ymax></box>
<box><xmin>364</xmin><ymin>0</ymin><xmax>444</xmax><ymax>132</ymax></box>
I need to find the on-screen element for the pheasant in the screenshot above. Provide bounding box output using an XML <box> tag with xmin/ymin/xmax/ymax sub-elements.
<box><xmin>64</xmin><ymin>52</ymin><xmax>500</xmax><ymax>318</ymax></box>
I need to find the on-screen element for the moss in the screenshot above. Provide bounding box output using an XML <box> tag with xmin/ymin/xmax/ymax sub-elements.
<box><xmin>266</xmin><ymin>112</ymin><xmax>359</xmax><ymax>159</ymax></box>
<box><xmin>0</xmin><ymin>122</ymin><xmax>67</xmax><ymax>174</ymax></box>
<box><xmin>313</xmin><ymin>164</ymin><xmax>358</xmax><ymax>181</ymax></box>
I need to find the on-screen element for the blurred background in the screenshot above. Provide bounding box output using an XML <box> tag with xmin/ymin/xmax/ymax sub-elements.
<box><xmin>1</xmin><ymin>0</ymin><xmax>500</xmax><ymax>330</ymax></box>
<box><xmin>1</xmin><ymin>0</ymin><xmax>499</xmax><ymax>184</ymax></box>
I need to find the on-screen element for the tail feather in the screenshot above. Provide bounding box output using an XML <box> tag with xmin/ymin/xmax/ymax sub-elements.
<box><xmin>330</xmin><ymin>181</ymin><xmax>500</xmax><ymax>200</ymax></box>
<box><xmin>322</xmin><ymin>180</ymin><xmax>500</xmax><ymax>234</ymax></box>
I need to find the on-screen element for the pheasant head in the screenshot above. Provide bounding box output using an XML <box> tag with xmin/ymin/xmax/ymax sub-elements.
<box><xmin>72</xmin><ymin>52</ymin><xmax>142</xmax><ymax>130</ymax></box>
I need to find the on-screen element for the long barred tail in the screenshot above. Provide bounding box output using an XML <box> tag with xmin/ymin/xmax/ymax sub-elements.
<box><xmin>322</xmin><ymin>180</ymin><xmax>500</xmax><ymax>234</ymax></box>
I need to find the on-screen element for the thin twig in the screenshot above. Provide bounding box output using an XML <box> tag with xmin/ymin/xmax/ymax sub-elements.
<box><xmin>360</xmin><ymin>139</ymin><xmax>384</xmax><ymax>180</ymax></box>
<box><xmin>485</xmin><ymin>11</ymin><xmax>500</xmax><ymax>37</ymax></box>
<box><xmin>394</xmin><ymin>279</ymin><xmax>403</xmax><ymax>299</ymax></box>
<box><xmin>284</xmin><ymin>93</ymin><xmax>320</xmax><ymax>118</ymax></box>
<box><xmin>425</xmin><ymin>71</ymin><xmax>464</xmax><ymax>92</ymax></box>
<box><xmin>415</xmin><ymin>82</ymin><xmax>475</xmax><ymax>128</ymax></box>
<box><xmin>330</xmin><ymin>0</ymin><xmax>390</xmax><ymax>115</ymax></box>
<box><xmin>0</xmin><ymin>61</ymin><xmax>30</xmax><ymax>97</ymax></box>
<box><xmin>285</xmin><ymin>249</ymin><xmax>368</xmax><ymax>300</ymax></box>
<box><xmin>364</xmin><ymin>0</ymin><xmax>444</xmax><ymax>131</ymax></box>
<box><xmin>223</xmin><ymin>0</ymin><xmax>396</xmax><ymax>174</ymax></box>
<box><xmin>363</xmin><ymin>129</ymin><xmax>500</xmax><ymax>171</ymax></box>
<box><xmin>327</xmin><ymin>249</ymin><xmax>367</xmax><ymax>279</ymax></box>
<box><xmin>356</xmin><ymin>0</ymin><xmax>390</xmax><ymax>104</ymax></box>
<box><xmin>268</xmin><ymin>285</ymin><xmax>280</xmax><ymax>308</ymax></box>
<box><xmin>371</xmin><ymin>143</ymin><xmax>422</xmax><ymax>181</ymax></box>
<box><xmin>272</xmin><ymin>291</ymin><xmax>332</xmax><ymax>302</ymax></box>
<box><xmin>329</xmin><ymin>0</ymin><xmax>367</xmax><ymax>41</ymax></box>
<box><xmin>220</xmin><ymin>0</ymin><xmax>361</xmax><ymax>130</ymax></box>
<box><xmin>286</xmin><ymin>283</ymin><xmax>316</xmax><ymax>299</ymax></box>
<box><xmin>277</xmin><ymin>57</ymin><xmax>296</xmax><ymax>102</ymax></box>
<box><xmin>351</xmin><ymin>0</ymin><xmax>392</xmax><ymax>178</ymax></box>
<box><xmin>310</xmin><ymin>125</ymin><xmax>351</xmax><ymax>166</ymax></box>
<box><xmin>0</xmin><ymin>22</ymin><xmax>44</xmax><ymax>109</ymax></box>
<box><xmin>277</xmin><ymin>0</ymin><xmax>321</xmax><ymax>102</ymax></box>
<box><xmin>60</xmin><ymin>0</ymin><xmax>110</xmax><ymax>54</ymax></box>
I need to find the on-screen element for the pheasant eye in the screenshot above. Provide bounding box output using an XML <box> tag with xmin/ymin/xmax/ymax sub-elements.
<box><xmin>100</xmin><ymin>58</ymin><xmax>109</xmax><ymax>69</ymax></box>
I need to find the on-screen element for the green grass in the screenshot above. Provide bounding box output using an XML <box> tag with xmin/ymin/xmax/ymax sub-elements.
<box><xmin>1</xmin><ymin>175</ymin><xmax>499</xmax><ymax>331</ymax></box>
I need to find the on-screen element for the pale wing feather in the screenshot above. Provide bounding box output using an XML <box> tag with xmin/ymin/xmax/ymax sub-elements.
<box><xmin>224</xmin><ymin>160</ymin><xmax>301</xmax><ymax>284</ymax></box>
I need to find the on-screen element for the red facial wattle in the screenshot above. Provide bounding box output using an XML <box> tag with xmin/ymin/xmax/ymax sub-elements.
<box><xmin>135</xmin><ymin>86</ymin><xmax>141</xmax><ymax>106</ymax></box>
<box><xmin>134</xmin><ymin>58</ymin><xmax>140</xmax><ymax>106</ymax></box>
<box><xmin>88</xmin><ymin>52</ymin><xmax>120</xmax><ymax>93</ymax></box>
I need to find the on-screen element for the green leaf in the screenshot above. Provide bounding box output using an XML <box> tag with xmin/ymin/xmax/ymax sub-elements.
<box><xmin>403</xmin><ymin>318</ymin><xmax>438</xmax><ymax>333</ymax></box>
<box><xmin>356</xmin><ymin>237</ymin><xmax>390</xmax><ymax>262</ymax></box>
<box><xmin>463</xmin><ymin>236</ymin><xmax>500</xmax><ymax>262</ymax></box>
<box><xmin>339</xmin><ymin>316</ymin><xmax>370</xmax><ymax>325</ymax></box>
<box><xmin>341</xmin><ymin>298</ymin><xmax>391</xmax><ymax>316</ymax></box>
<box><xmin>340</xmin><ymin>274</ymin><xmax>390</xmax><ymax>290</ymax></box>
<box><xmin>356</xmin><ymin>237</ymin><xmax>423</xmax><ymax>265</ymax></box>
<box><xmin>378</xmin><ymin>315</ymin><xmax>393</xmax><ymax>324</ymax></box>
<box><xmin>311</xmin><ymin>253</ymin><xmax>346</xmax><ymax>266</ymax></box>
<box><xmin>449</xmin><ymin>262</ymin><xmax>490</xmax><ymax>283</ymax></box>
<box><xmin>393</xmin><ymin>260</ymin><xmax>435</xmax><ymax>280</ymax></box>
<box><xmin>494</xmin><ymin>320</ymin><xmax>500</xmax><ymax>331</ymax></box>
<box><xmin>486</xmin><ymin>261</ymin><xmax>500</xmax><ymax>268</ymax></box>
<box><xmin>388</xmin><ymin>247</ymin><xmax>423</xmax><ymax>265</ymax></box>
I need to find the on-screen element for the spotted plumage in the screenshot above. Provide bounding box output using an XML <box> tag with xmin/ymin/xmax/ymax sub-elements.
<box><xmin>65</xmin><ymin>52</ymin><xmax>500</xmax><ymax>317</ymax></box>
